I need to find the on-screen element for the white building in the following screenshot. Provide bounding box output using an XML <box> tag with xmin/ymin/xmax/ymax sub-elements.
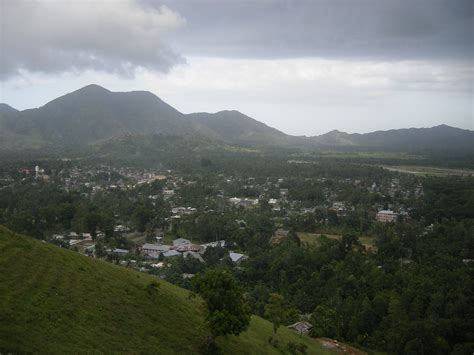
<box><xmin>229</xmin><ymin>252</ymin><xmax>248</xmax><ymax>265</ymax></box>
<box><xmin>376</xmin><ymin>210</ymin><xmax>398</xmax><ymax>223</ymax></box>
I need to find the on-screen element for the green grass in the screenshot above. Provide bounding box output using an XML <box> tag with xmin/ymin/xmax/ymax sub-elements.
<box><xmin>315</xmin><ymin>151</ymin><xmax>423</xmax><ymax>160</ymax></box>
<box><xmin>298</xmin><ymin>232</ymin><xmax>341</xmax><ymax>247</ymax></box>
<box><xmin>0</xmin><ymin>226</ymin><xmax>330</xmax><ymax>354</ymax></box>
<box><xmin>298</xmin><ymin>232</ymin><xmax>376</xmax><ymax>251</ymax></box>
<box><xmin>219</xmin><ymin>316</ymin><xmax>332</xmax><ymax>355</ymax></box>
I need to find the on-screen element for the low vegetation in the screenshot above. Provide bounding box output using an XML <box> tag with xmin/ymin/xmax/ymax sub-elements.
<box><xmin>0</xmin><ymin>226</ymin><xmax>329</xmax><ymax>354</ymax></box>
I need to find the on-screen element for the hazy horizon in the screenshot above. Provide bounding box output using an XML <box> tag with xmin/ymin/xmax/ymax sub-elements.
<box><xmin>1</xmin><ymin>0</ymin><xmax>473</xmax><ymax>135</ymax></box>
<box><xmin>1</xmin><ymin>83</ymin><xmax>472</xmax><ymax>136</ymax></box>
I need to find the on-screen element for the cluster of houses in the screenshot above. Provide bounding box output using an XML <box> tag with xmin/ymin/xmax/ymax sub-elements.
<box><xmin>140</xmin><ymin>238</ymin><xmax>248</xmax><ymax>265</ymax></box>
<box><xmin>229</xmin><ymin>197</ymin><xmax>259</xmax><ymax>208</ymax></box>
<box><xmin>50</xmin><ymin>228</ymin><xmax>249</xmax><ymax>272</ymax></box>
<box><xmin>17</xmin><ymin>165</ymin><xmax>50</xmax><ymax>181</ymax></box>
<box><xmin>14</xmin><ymin>163</ymin><xmax>424</xmax><ymax>229</ymax></box>
<box><xmin>171</xmin><ymin>207</ymin><xmax>197</xmax><ymax>216</ymax></box>
<box><xmin>22</xmin><ymin>164</ymin><xmax>431</xmax><ymax>277</ymax></box>
<box><xmin>51</xmin><ymin>231</ymin><xmax>98</xmax><ymax>253</ymax></box>
<box><xmin>16</xmin><ymin>164</ymin><xmax>177</xmax><ymax>195</ymax></box>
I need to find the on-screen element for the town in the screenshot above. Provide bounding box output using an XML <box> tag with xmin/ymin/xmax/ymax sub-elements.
<box><xmin>1</xmin><ymin>159</ymin><xmax>428</xmax><ymax>280</ymax></box>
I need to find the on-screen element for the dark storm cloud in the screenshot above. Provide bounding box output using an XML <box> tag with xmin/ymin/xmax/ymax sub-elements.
<box><xmin>1</xmin><ymin>0</ymin><xmax>472</xmax><ymax>81</ymax></box>
<box><xmin>158</xmin><ymin>0</ymin><xmax>473</xmax><ymax>61</ymax></box>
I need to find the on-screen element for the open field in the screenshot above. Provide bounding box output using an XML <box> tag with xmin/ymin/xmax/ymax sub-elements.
<box><xmin>298</xmin><ymin>232</ymin><xmax>376</xmax><ymax>251</ymax></box>
<box><xmin>381</xmin><ymin>165</ymin><xmax>474</xmax><ymax>176</ymax></box>
<box><xmin>315</xmin><ymin>151</ymin><xmax>424</xmax><ymax>160</ymax></box>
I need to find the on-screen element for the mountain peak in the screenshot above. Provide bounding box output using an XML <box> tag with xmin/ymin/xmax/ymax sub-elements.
<box><xmin>213</xmin><ymin>110</ymin><xmax>247</xmax><ymax>118</ymax></box>
<box><xmin>432</xmin><ymin>124</ymin><xmax>456</xmax><ymax>130</ymax></box>
<box><xmin>323</xmin><ymin>129</ymin><xmax>348</xmax><ymax>137</ymax></box>
<box><xmin>74</xmin><ymin>84</ymin><xmax>111</xmax><ymax>95</ymax></box>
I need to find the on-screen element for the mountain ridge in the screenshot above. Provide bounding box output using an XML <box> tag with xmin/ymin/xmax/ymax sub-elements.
<box><xmin>0</xmin><ymin>103</ymin><xmax>18</xmax><ymax>114</ymax></box>
<box><xmin>314</xmin><ymin>124</ymin><xmax>474</xmax><ymax>151</ymax></box>
<box><xmin>0</xmin><ymin>84</ymin><xmax>472</xmax><ymax>153</ymax></box>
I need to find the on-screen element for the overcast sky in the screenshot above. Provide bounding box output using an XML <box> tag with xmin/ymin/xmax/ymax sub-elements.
<box><xmin>1</xmin><ymin>0</ymin><xmax>472</xmax><ymax>135</ymax></box>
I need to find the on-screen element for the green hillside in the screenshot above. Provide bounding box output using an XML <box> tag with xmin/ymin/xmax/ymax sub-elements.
<box><xmin>0</xmin><ymin>226</ymin><xmax>329</xmax><ymax>354</ymax></box>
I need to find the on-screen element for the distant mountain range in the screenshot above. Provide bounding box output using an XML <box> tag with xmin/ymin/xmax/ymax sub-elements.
<box><xmin>0</xmin><ymin>84</ymin><xmax>472</xmax><ymax>153</ymax></box>
<box><xmin>315</xmin><ymin>125</ymin><xmax>474</xmax><ymax>152</ymax></box>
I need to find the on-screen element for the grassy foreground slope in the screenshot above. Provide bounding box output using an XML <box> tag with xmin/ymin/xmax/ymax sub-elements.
<box><xmin>0</xmin><ymin>227</ymin><xmax>329</xmax><ymax>354</ymax></box>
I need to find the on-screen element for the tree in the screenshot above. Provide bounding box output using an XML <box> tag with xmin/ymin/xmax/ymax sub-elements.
<box><xmin>192</xmin><ymin>269</ymin><xmax>251</xmax><ymax>342</ymax></box>
<box><xmin>264</xmin><ymin>293</ymin><xmax>286</xmax><ymax>340</ymax></box>
<box><xmin>310</xmin><ymin>305</ymin><xmax>340</xmax><ymax>338</ymax></box>
<box><xmin>132</xmin><ymin>204</ymin><xmax>153</xmax><ymax>232</ymax></box>
<box><xmin>203</xmin><ymin>246</ymin><xmax>227</xmax><ymax>267</ymax></box>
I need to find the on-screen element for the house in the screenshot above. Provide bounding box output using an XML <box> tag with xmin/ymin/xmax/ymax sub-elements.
<box><xmin>163</xmin><ymin>250</ymin><xmax>181</xmax><ymax>258</ymax></box>
<box><xmin>229</xmin><ymin>197</ymin><xmax>241</xmax><ymax>205</ymax></box>
<box><xmin>229</xmin><ymin>252</ymin><xmax>248</xmax><ymax>265</ymax></box>
<box><xmin>229</xmin><ymin>197</ymin><xmax>258</xmax><ymax>208</ymax></box>
<box><xmin>301</xmin><ymin>207</ymin><xmax>315</xmax><ymax>214</ymax></box>
<box><xmin>163</xmin><ymin>189</ymin><xmax>175</xmax><ymax>200</ymax></box>
<box><xmin>112</xmin><ymin>248</ymin><xmax>129</xmax><ymax>255</ymax></box>
<box><xmin>202</xmin><ymin>240</ymin><xmax>227</xmax><ymax>249</ymax></box>
<box><xmin>275</xmin><ymin>229</ymin><xmax>289</xmax><ymax>238</ymax></box>
<box><xmin>141</xmin><ymin>243</ymin><xmax>170</xmax><ymax>258</ymax></box>
<box><xmin>175</xmin><ymin>244</ymin><xmax>204</xmax><ymax>253</ymax></box>
<box><xmin>114</xmin><ymin>224</ymin><xmax>130</xmax><ymax>233</ymax></box>
<box><xmin>82</xmin><ymin>233</ymin><xmax>93</xmax><ymax>240</ymax></box>
<box><xmin>240</xmin><ymin>198</ymin><xmax>259</xmax><ymax>208</ymax></box>
<box><xmin>287</xmin><ymin>321</ymin><xmax>313</xmax><ymax>334</ymax></box>
<box><xmin>171</xmin><ymin>207</ymin><xmax>187</xmax><ymax>215</ymax></box>
<box><xmin>150</xmin><ymin>262</ymin><xmax>167</xmax><ymax>269</ymax></box>
<box><xmin>141</xmin><ymin>243</ymin><xmax>170</xmax><ymax>253</ymax></box>
<box><xmin>331</xmin><ymin>202</ymin><xmax>347</xmax><ymax>217</ymax></box>
<box><xmin>235</xmin><ymin>219</ymin><xmax>247</xmax><ymax>229</ymax></box>
<box><xmin>172</xmin><ymin>207</ymin><xmax>197</xmax><ymax>215</ymax></box>
<box><xmin>173</xmin><ymin>238</ymin><xmax>191</xmax><ymax>247</ymax></box>
<box><xmin>376</xmin><ymin>210</ymin><xmax>398</xmax><ymax>223</ymax></box>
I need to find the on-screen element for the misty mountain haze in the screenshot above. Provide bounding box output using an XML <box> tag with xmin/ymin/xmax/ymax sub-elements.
<box><xmin>0</xmin><ymin>84</ymin><xmax>472</xmax><ymax>153</ymax></box>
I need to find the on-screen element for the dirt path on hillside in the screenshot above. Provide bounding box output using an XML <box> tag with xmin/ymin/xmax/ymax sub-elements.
<box><xmin>316</xmin><ymin>338</ymin><xmax>367</xmax><ymax>355</ymax></box>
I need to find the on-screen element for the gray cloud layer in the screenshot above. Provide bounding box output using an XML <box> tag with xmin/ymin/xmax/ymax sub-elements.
<box><xmin>159</xmin><ymin>0</ymin><xmax>473</xmax><ymax>61</ymax></box>
<box><xmin>1</xmin><ymin>0</ymin><xmax>472</xmax><ymax>80</ymax></box>
<box><xmin>1</xmin><ymin>0</ymin><xmax>185</xmax><ymax>80</ymax></box>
